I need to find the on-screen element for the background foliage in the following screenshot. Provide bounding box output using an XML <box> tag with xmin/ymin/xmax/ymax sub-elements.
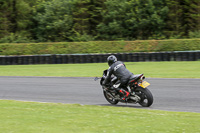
<box><xmin>0</xmin><ymin>0</ymin><xmax>200</xmax><ymax>43</ymax></box>
<box><xmin>0</xmin><ymin>39</ymin><xmax>199</xmax><ymax>55</ymax></box>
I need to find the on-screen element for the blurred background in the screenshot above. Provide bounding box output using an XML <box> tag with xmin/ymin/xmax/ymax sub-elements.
<box><xmin>0</xmin><ymin>0</ymin><xmax>200</xmax><ymax>65</ymax></box>
<box><xmin>0</xmin><ymin>0</ymin><xmax>200</xmax><ymax>43</ymax></box>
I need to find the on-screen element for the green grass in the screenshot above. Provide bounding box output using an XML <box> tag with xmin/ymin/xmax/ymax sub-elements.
<box><xmin>0</xmin><ymin>100</ymin><xmax>199</xmax><ymax>133</ymax></box>
<box><xmin>0</xmin><ymin>61</ymin><xmax>199</xmax><ymax>78</ymax></box>
<box><xmin>0</xmin><ymin>62</ymin><xmax>200</xmax><ymax>132</ymax></box>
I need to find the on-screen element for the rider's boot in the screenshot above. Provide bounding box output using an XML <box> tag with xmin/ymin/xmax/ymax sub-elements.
<box><xmin>119</xmin><ymin>89</ymin><xmax>130</xmax><ymax>101</ymax></box>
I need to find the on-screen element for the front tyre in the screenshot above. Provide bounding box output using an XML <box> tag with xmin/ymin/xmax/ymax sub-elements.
<box><xmin>103</xmin><ymin>90</ymin><xmax>119</xmax><ymax>105</ymax></box>
<box><xmin>135</xmin><ymin>87</ymin><xmax>153</xmax><ymax>107</ymax></box>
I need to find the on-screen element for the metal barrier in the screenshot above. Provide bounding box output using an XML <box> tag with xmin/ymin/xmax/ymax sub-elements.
<box><xmin>0</xmin><ymin>51</ymin><xmax>200</xmax><ymax>65</ymax></box>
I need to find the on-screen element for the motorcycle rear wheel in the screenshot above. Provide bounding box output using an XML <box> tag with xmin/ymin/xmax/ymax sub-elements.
<box><xmin>103</xmin><ymin>91</ymin><xmax>119</xmax><ymax>105</ymax></box>
<box><xmin>135</xmin><ymin>87</ymin><xmax>153</xmax><ymax>107</ymax></box>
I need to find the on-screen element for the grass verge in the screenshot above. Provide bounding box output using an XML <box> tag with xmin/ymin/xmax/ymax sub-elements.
<box><xmin>0</xmin><ymin>100</ymin><xmax>199</xmax><ymax>133</ymax></box>
<box><xmin>0</xmin><ymin>61</ymin><xmax>199</xmax><ymax>78</ymax></box>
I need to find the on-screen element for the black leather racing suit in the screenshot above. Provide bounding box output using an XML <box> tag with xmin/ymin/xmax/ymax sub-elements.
<box><xmin>103</xmin><ymin>61</ymin><xmax>134</xmax><ymax>90</ymax></box>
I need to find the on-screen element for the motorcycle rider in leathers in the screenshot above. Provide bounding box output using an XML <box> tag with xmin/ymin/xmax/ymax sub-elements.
<box><xmin>102</xmin><ymin>55</ymin><xmax>134</xmax><ymax>101</ymax></box>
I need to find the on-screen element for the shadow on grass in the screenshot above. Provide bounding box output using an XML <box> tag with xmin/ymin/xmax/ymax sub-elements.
<box><xmin>98</xmin><ymin>103</ymin><xmax>151</xmax><ymax>109</ymax></box>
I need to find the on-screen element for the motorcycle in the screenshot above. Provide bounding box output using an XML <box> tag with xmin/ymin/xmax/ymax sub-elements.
<box><xmin>95</xmin><ymin>70</ymin><xmax>153</xmax><ymax>107</ymax></box>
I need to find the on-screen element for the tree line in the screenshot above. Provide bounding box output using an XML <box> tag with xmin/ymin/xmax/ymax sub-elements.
<box><xmin>0</xmin><ymin>0</ymin><xmax>200</xmax><ymax>43</ymax></box>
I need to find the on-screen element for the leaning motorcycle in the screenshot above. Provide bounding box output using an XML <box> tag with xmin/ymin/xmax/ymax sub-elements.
<box><xmin>97</xmin><ymin>70</ymin><xmax>153</xmax><ymax>107</ymax></box>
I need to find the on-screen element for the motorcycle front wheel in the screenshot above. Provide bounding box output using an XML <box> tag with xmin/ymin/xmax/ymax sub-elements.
<box><xmin>103</xmin><ymin>91</ymin><xmax>119</xmax><ymax>105</ymax></box>
<box><xmin>135</xmin><ymin>87</ymin><xmax>153</xmax><ymax>107</ymax></box>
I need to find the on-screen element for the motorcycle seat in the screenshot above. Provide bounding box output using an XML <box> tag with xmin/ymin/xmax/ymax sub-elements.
<box><xmin>128</xmin><ymin>74</ymin><xmax>143</xmax><ymax>84</ymax></box>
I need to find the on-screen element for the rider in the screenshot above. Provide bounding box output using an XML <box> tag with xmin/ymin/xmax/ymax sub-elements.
<box><xmin>102</xmin><ymin>55</ymin><xmax>134</xmax><ymax>101</ymax></box>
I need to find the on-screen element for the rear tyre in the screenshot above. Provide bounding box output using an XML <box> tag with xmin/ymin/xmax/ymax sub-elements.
<box><xmin>103</xmin><ymin>91</ymin><xmax>119</xmax><ymax>105</ymax></box>
<box><xmin>135</xmin><ymin>87</ymin><xmax>153</xmax><ymax>107</ymax></box>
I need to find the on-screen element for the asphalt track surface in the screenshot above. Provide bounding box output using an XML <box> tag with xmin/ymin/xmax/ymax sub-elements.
<box><xmin>0</xmin><ymin>76</ymin><xmax>200</xmax><ymax>113</ymax></box>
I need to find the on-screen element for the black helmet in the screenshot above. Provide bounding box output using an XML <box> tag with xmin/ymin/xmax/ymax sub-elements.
<box><xmin>107</xmin><ymin>55</ymin><xmax>117</xmax><ymax>66</ymax></box>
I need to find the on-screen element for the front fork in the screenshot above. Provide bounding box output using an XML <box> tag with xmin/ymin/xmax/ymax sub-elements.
<box><xmin>103</xmin><ymin>86</ymin><xmax>121</xmax><ymax>101</ymax></box>
<box><xmin>103</xmin><ymin>86</ymin><xmax>116</xmax><ymax>99</ymax></box>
